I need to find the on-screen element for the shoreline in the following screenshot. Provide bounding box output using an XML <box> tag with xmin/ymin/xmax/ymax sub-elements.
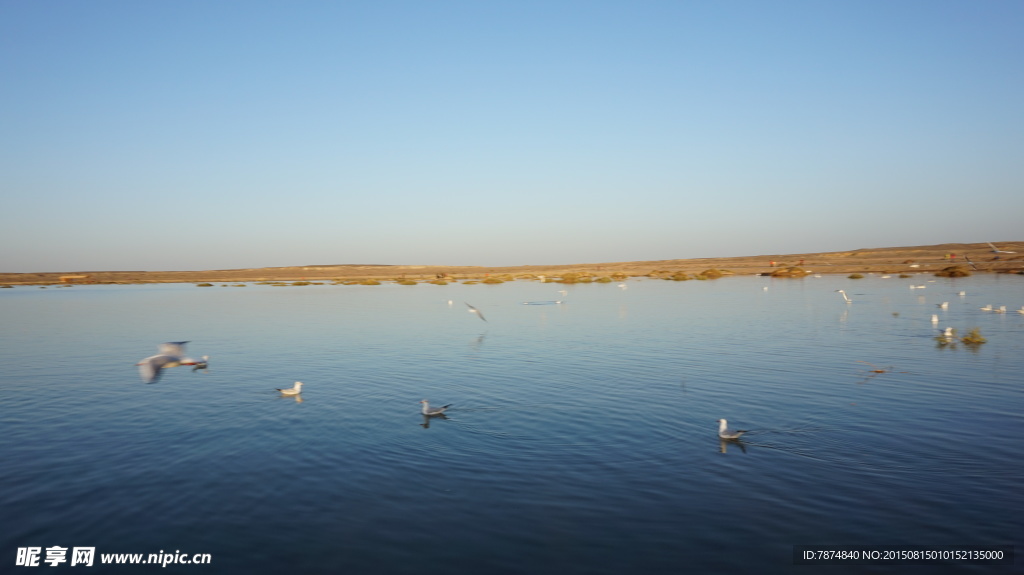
<box><xmin>2</xmin><ymin>241</ymin><xmax>1021</xmax><ymax>286</ymax></box>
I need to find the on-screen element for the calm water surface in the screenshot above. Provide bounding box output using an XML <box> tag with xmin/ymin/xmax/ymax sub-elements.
<box><xmin>2</xmin><ymin>275</ymin><xmax>1022</xmax><ymax>574</ymax></box>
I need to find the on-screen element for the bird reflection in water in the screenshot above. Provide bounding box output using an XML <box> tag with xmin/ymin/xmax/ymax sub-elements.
<box><xmin>719</xmin><ymin>438</ymin><xmax>747</xmax><ymax>454</ymax></box>
<box><xmin>420</xmin><ymin>413</ymin><xmax>448</xmax><ymax>428</ymax></box>
<box><xmin>470</xmin><ymin>333</ymin><xmax>486</xmax><ymax>352</ymax></box>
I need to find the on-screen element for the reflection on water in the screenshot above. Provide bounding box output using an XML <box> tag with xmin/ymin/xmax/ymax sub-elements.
<box><xmin>719</xmin><ymin>438</ymin><xmax>747</xmax><ymax>454</ymax></box>
<box><xmin>1</xmin><ymin>276</ymin><xmax>1022</xmax><ymax>574</ymax></box>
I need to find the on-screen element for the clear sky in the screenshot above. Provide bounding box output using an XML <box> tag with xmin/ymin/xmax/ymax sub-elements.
<box><xmin>2</xmin><ymin>0</ymin><xmax>1021</xmax><ymax>272</ymax></box>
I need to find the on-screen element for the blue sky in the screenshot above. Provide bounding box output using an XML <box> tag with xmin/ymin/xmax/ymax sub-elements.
<box><xmin>2</xmin><ymin>0</ymin><xmax>1021</xmax><ymax>272</ymax></box>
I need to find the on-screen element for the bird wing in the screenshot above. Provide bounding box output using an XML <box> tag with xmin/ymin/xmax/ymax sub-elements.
<box><xmin>465</xmin><ymin>303</ymin><xmax>487</xmax><ymax>322</ymax></box>
<box><xmin>159</xmin><ymin>341</ymin><xmax>189</xmax><ymax>356</ymax></box>
<box><xmin>138</xmin><ymin>355</ymin><xmax>172</xmax><ymax>383</ymax></box>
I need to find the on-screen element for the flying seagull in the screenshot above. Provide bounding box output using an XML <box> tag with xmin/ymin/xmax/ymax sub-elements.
<box><xmin>987</xmin><ymin>242</ymin><xmax>1016</xmax><ymax>254</ymax></box>
<box><xmin>717</xmin><ymin>419</ymin><xmax>748</xmax><ymax>440</ymax></box>
<box><xmin>465</xmin><ymin>302</ymin><xmax>487</xmax><ymax>322</ymax></box>
<box><xmin>276</xmin><ymin>381</ymin><xmax>303</xmax><ymax>395</ymax></box>
<box><xmin>835</xmin><ymin>289</ymin><xmax>851</xmax><ymax>303</ymax></box>
<box><xmin>136</xmin><ymin>341</ymin><xmax>204</xmax><ymax>384</ymax></box>
<box><xmin>420</xmin><ymin>399</ymin><xmax>451</xmax><ymax>416</ymax></box>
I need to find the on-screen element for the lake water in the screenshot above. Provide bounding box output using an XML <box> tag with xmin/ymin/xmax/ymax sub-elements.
<box><xmin>2</xmin><ymin>275</ymin><xmax>1022</xmax><ymax>574</ymax></box>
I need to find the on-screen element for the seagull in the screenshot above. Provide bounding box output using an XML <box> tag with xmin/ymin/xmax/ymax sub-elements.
<box><xmin>980</xmin><ymin>305</ymin><xmax>993</xmax><ymax>312</ymax></box>
<box><xmin>994</xmin><ymin>305</ymin><xmax>1007</xmax><ymax>314</ymax></box>
<box><xmin>958</xmin><ymin>291</ymin><xmax>966</xmax><ymax>297</ymax></box>
<box><xmin>940</xmin><ymin>327</ymin><xmax>955</xmax><ymax>340</ymax></box>
<box><xmin>136</xmin><ymin>341</ymin><xmax>203</xmax><ymax>384</ymax></box>
<box><xmin>835</xmin><ymin>289</ymin><xmax>851</xmax><ymax>303</ymax></box>
<box><xmin>420</xmin><ymin>399</ymin><xmax>451</xmax><ymax>416</ymax></box>
<box><xmin>937</xmin><ymin>302</ymin><xmax>949</xmax><ymax>309</ymax></box>
<box><xmin>931</xmin><ymin>314</ymin><xmax>939</xmax><ymax>324</ymax></box>
<box><xmin>276</xmin><ymin>381</ymin><xmax>303</xmax><ymax>395</ymax></box>
<box><xmin>465</xmin><ymin>302</ymin><xmax>486</xmax><ymax>322</ymax></box>
<box><xmin>618</xmin><ymin>283</ymin><xmax>628</xmax><ymax>289</ymax></box>
<box><xmin>1016</xmin><ymin>307</ymin><xmax>1024</xmax><ymax>314</ymax></box>
<box><xmin>987</xmin><ymin>242</ymin><xmax>1016</xmax><ymax>254</ymax></box>
<box><xmin>717</xmin><ymin>419</ymin><xmax>748</xmax><ymax>440</ymax></box>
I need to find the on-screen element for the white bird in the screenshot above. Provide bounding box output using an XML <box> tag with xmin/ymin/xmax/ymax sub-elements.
<box><xmin>420</xmin><ymin>399</ymin><xmax>451</xmax><ymax>416</ymax></box>
<box><xmin>618</xmin><ymin>283</ymin><xmax>628</xmax><ymax>289</ymax></box>
<box><xmin>958</xmin><ymin>291</ymin><xmax>967</xmax><ymax>297</ymax></box>
<box><xmin>835</xmin><ymin>289</ymin><xmax>851</xmax><ymax>303</ymax></box>
<box><xmin>717</xmin><ymin>419</ymin><xmax>748</xmax><ymax>440</ymax></box>
<box><xmin>931</xmin><ymin>314</ymin><xmax>939</xmax><ymax>324</ymax></box>
<box><xmin>465</xmin><ymin>302</ymin><xmax>487</xmax><ymax>322</ymax></box>
<box><xmin>987</xmin><ymin>242</ymin><xmax>1016</xmax><ymax>254</ymax></box>
<box><xmin>941</xmin><ymin>327</ymin><xmax>955</xmax><ymax>339</ymax></box>
<box><xmin>762</xmin><ymin>286</ymin><xmax>768</xmax><ymax>291</ymax></box>
<box><xmin>994</xmin><ymin>305</ymin><xmax>1007</xmax><ymax>314</ymax></box>
<box><xmin>1016</xmin><ymin>307</ymin><xmax>1024</xmax><ymax>314</ymax></box>
<box><xmin>557</xmin><ymin>290</ymin><xmax>568</xmax><ymax>296</ymax></box>
<box><xmin>880</xmin><ymin>275</ymin><xmax>891</xmax><ymax>279</ymax></box>
<box><xmin>136</xmin><ymin>341</ymin><xmax>203</xmax><ymax>384</ymax></box>
<box><xmin>980</xmin><ymin>305</ymin><xmax>993</xmax><ymax>312</ymax></box>
<box><xmin>937</xmin><ymin>302</ymin><xmax>949</xmax><ymax>309</ymax></box>
<box><xmin>276</xmin><ymin>381</ymin><xmax>303</xmax><ymax>395</ymax></box>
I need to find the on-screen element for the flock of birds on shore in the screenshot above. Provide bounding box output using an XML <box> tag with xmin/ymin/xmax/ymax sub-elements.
<box><xmin>135</xmin><ymin>269</ymin><xmax>1020</xmax><ymax>442</ymax></box>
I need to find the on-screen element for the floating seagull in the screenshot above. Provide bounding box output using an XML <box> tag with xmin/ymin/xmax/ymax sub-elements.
<box><xmin>618</xmin><ymin>283</ymin><xmax>628</xmax><ymax>289</ymax></box>
<box><xmin>420</xmin><ymin>399</ymin><xmax>451</xmax><ymax>416</ymax></box>
<box><xmin>465</xmin><ymin>302</ymin><xmax>486</xmax><ymax>322</ymax></box>
<box><xmin>940</xmin><ymin>327</ymin><xmax>955</xmax><ymax>340</ymax></box>
<box><xmin>1017</xmin><ymin>307</ymin><xmax>1024</xmax><ymax>315</ymax></box>
<box><xmin>835</xmin><ymin>289</ymin><xmax>851</xmax><ymax>303</ymax></box>
<box><xmin>958</xmin><ymin>291</ymin><xmax>967</xmax><ymax>297</ymax></box>
<box><xmin>937</xmin><ymin>302</ymin><xmax>949</xmax><ymax>309</ymax></box>
<box><xmin>880</xmin><ymin>275</ymin><xmax>891</xmax><ymax>279</ymax></box>
<box><xmin>980</xmin><ymin>305</ymin><xmax>993</xmax><ymax>312</ymax></box>
<box><xmin>136</xmin><ymin>341</ymin><xmax>204</xmax><ymax>384</ymax></box>
<box><xmin>717</xmin><ymin>419</ymin><xmax>748</xmax><ymax>440</ymax></box>
<box><xmin>987</xmin><ymin>242</ymin><xmax>1016</xmax><ymax>254</ymax></box>
<box><xmin>276</xmin><ymin>381</ymin><xmax>303</xmax><ymax>395</ymax></box>
<box><xmin>994</xmin><ymin>305</ymin><xmax>1007</xmax><ymax>314</ymax></box>
<box><xmin>931</xmin><ymin>314</ymin><xmax>939</xmax><ymax>324</ymax></box>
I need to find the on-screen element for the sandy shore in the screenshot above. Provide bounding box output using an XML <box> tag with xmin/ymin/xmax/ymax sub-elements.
<box><xmin>2</xmin><ymin>242</ymin><xmax>1021</xmax><ymax>286</ymax></box>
